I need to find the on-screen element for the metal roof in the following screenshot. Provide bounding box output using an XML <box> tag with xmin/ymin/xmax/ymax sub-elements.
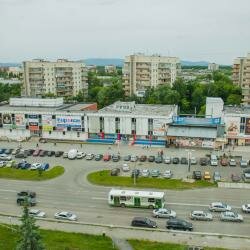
<box><xmin>109</xmin><ymin>189</ymin><xmax>165</xmax><ymax>198</ymax></box>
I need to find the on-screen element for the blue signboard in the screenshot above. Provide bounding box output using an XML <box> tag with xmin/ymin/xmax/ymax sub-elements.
<box><xmin>173</xmin><ymin>116</ymin><xmax>221</xmax><ymax>125</ymax></box>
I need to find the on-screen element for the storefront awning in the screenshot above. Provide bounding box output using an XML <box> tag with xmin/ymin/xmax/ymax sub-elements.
<box><xmin>167</xmin><ymin>126</ymin><xmax>217</xmax><ymax>139</ymax></box>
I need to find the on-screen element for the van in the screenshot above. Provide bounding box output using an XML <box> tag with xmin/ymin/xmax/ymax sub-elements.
<box><xmin>68</xmin><ymin>149</ymin><xmax>78</xmax><ymax>160</ymax></box>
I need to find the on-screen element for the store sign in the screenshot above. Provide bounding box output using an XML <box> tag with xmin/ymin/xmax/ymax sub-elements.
<box><xmin>28</xmin><ymin>114</ymin><xmax>39</xmax><ymax>131</ymax></box>
<box><xmin>245</xmin><ymin>118</ymin><xmax>250</xmax><ymax>135</ymax></box>
<box><xmin>56</xmin><ymin>115</ymin><xmax>82</xmax><ymax>131</ymax></box>
<box><xmin>42</xmin><ymin>114</ymin><xmax>53</xmax><ymax>131</ymax></box>
<box><xmin>225</xmin><ymin>116</ymin><xmax>240</xmax><ymax>137</ymax></box>
<box><xmin>153</xmin><ymin>119</ymin><xmax>168</xmax><ymax>136</ymax></box>
<box><xmin>15</xmin><ymin>114</ymin><xmax>26</xmax><ymax>129</ymax></box>
<box><xmin>3</xmin><ymin>114</ymin><xmax>12</xmax><ymax>124</ymax></box>
<box><xmin>173</xmin><ymin>116</ymin><xmax>221</xmax><ymax>125</ymax></box>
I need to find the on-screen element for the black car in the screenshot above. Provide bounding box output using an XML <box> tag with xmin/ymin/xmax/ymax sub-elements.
<box><xmin>26</xmin><ymin>149</ymin><xmax>35</xmax><ymax>156</ymax></box>
<box><xmin>131</xmin><ymin>169</ymin><xmax>140</xmax><ymax>178</ymax></box>
<box><xmin>15</xmin><ymin>152</ymin><xmax>28</xmax><ymax>158</ymax></box>
<box><xmin>155</xmin><ymin>156</ymin><xmax>163</xmax><ymax>163</ymax></box>
<box><xmin>148</xmin><ymin>156</ymin><xmax>155</xmax><ymax>162</ymax></box>
<box><xmin>47</xmin><ymin>151</ymin><xmax>55</xmax><ymax>157</ymax></box>
<box><xmin>112</xmin><ymin>154</ymin><xmax>120</xmax><ymax>162</ymax></box>
<box><xmin>95</xmin><ymin>154</ymin><xmax>103</xmax><ymax>161</ymax></box>
<box><xmin>17</xmin><ymin>196</ymin><xmax>36</xmax><ymax>206</ymax></box>
<box><xmin>55</xmin><ymin>151</ymin><xmax>64</xmax><ymax>157</ymax></box>
<box><xmin>172</xmin><ymin>157</ymin><xmax>180</xmax><ymax>164</ymax></box>
<box><xmin>39</xmin><ymin>150</ymin><xmax>47</xmax><ymax>157</ymax></box>
<box><xmin>200</xmin><ymin>158</ymin><xmax>208</xmax><ymax>166</ymax></box>
<box><xmin>111</xmin><ymin>168</ymin><xmax>120</xmax><ymax>176</ymax></box>
<box><xmin>17</xmin><ymin>190</ymin><xmax>36</xmax><ymax>198</ymax></box>
<box><xmin>243</xmin><ymin>168</ymin><xmax>250</xmax><ymax>174</ymax></box>
<box><xmin>131</xmin><ymin>217</ymin><xmax>157</xmax><ymax>228</ymax></box>
<box><xmin>181</xmin><ymin>157</ymin><xmax>188</xmax><ymax>164</ymax></box>
<box><xmin>166</xmin><ymin>218</ymin><xmax>193</xmax><ymax>231</ymax></box>
<box><xmin>123</xmin><ymin>155</ymin><xmax>131</xmax><ymax>161</ymax></box>
<box><xmin>193</xmin><ymin>171</ymin><xmax>202</xmax><ymax>180</ymax></box>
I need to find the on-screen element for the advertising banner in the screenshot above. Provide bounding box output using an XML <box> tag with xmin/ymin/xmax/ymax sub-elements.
<box><xmin>225</xmin><ymin>116</ymin><xmax>240</xmax><ymax>137</ymax></box>
<box><xmin>173</xmin><ymin>116</ymin><xmax>221</xmax><ymax>125</ymax></box>
<box><xmin>42</xmin><ymin>114</ymin><xmax>53</xmax><ymax>131</ymax></box>
<box><xmin>15</xmin><ymin>114</ymin><xmax>26</xmax><ymax>129</ymax></box>
<box><xmin>56</xmin><ymin>115</ymin><xmax>82</xmax><ymax>131</ymax></box>
<box><xmin>153</xmin><ymin>119</ymin><xmax>168</xmax><ymax>136</ymax></box>
<box><xmin>245</xmin><ymin>118</ymin><xmax>250</xmax><ymax>135</ymax></box>
<box><xmin>2</xmin><ymin>113</ymin><xmax>12</xmax><ymax>129</ymax></box>
<box><xmin>28</xmin><ymin>114</ymin><xmax>39</xmax><ymax>131</ymax></box>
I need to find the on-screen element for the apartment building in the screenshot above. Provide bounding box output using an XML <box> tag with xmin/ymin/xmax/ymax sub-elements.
<box><xmin>208</xmin><ymin>63</ymin><xmax>219</xmax><ymax>71</ymax></box>
<box><xmin>232</xmin><ymin>53</ymin><xmax>250</xmax><ymax>105</ymax></box>
<box><xmin>105</xmin><ymin>65</ymin><xmax>116</xmax><ymax>74</ymax></box>
<box><xmin>22</xmin><ymin>59</ymin><xmax>88</xmax><ymax>97</ymax></box>
<box><xmin>122</xmin><ymin>54</ymin><xmax>181</xmax><ymax>96</ymax></box>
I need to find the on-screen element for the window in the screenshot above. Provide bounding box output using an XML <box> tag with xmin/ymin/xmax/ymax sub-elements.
<box><xmin>63</xmin><ymin>131</ymin><xmax>65</xmax><ymax>135</ymax></box>
<box><xmin>120</xmin><ymin>196</ymin><xmax>126</xmax><ymax>201</ymax></box>
<box><xmin>148</xmin><ymin>198</ymin><xmax>155</xmax><ymax>203</ymax></box>
<box><xmin>77</xmin><ymin>132</ymin><xmax>80</xmax><ymax>137</ymax></box>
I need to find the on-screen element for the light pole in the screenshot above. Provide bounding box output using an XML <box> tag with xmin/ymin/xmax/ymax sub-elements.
<box><xmin>185</xmin><ymin>149</ymin><xmax>195</xmax><ymax>172</ymax></box>
<box><xmin>133</xmin><ymin>161</ymin><xmax>136</xmax><ymax>185</ymax></box>
<box><xmin>8</xmin><ymin>216</ymin><xmax>13</xmax><ymax>232</ymax></box>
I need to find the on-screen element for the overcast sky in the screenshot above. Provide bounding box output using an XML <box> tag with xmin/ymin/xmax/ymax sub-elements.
<box><xmin>0</xmin><ymin>0</ymin><xmax>250</xmax><ymax>64</ymax></box>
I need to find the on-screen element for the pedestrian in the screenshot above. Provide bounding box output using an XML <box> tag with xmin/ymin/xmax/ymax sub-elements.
<box><xmin>36</xmin><ymin>143</ymin><xmax>39</xmax><ymax>148</ymax></box>
<box><xmin>54</xmin><ymin>142</ymin><xmax>56</xmax><ymax>146</ymax></box>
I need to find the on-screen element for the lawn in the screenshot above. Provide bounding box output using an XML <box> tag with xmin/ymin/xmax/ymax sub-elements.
<box><xmin>87</xmin><ymin>170</ymin><xmax>217</xmax><ymax>190</ymax></box>
<box><xmin>0</xmin><ymin>224</ymin><xmax>117</xmax><ymax>250</ymax></box>
<box><xmin>0</xmin><ymin>166</ymin><xmax>64</xmax><ymax>181</ymax></box>
<box><xmin>129</xmin><ymin>239</ymin><xmax>228</xmax><ymax>250</ymax></box>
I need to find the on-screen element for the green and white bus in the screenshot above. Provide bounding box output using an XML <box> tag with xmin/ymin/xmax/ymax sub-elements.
<box><xmin>108</xmin><ymin>189</ymin><xmax>165</xmax><ymax>209</ymax></box>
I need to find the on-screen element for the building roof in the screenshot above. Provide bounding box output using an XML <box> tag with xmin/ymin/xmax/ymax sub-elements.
<box><xmin>109</xmin><ymin>189</ymin><xmax>165</xmax><ymax>198</ymax></box>
<box><xmin>224</xmin><ymin>105</ymin><xmax>250</xmax><ymax>115</ymax></box>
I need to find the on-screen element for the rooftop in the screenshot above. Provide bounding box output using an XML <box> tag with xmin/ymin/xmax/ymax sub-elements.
<box><xmin>224</xmin><ymin>105</ymin><xmax>250</xmax><ymax>115</ymax></box>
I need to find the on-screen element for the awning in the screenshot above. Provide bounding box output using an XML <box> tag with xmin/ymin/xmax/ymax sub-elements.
<box><xmin>167</xmin><ymin>126</ymin><xmax>217</xmax><ymax>139</ymax></box>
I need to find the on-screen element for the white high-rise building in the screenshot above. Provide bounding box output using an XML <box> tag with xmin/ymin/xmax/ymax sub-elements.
<box><xmin>22</xmin><ymin>59</ymin><xmax>88</xmax><ymax>97</ymax></box>
<box><xmin>122</xmin><ymin>54</ymin><xmax>181</xmax><ymax>96</ymax></box>
<box><xmin>208</xmin><ymin>63</ymin><xmax>219</xmax><ymax>71</ymax></box>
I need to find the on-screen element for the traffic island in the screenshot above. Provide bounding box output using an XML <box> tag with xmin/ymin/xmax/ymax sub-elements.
<box><xmin>0</xmin><ymin>166</ymin><xmax>65</xmax><ymax>181</ymax></box>
<box><xmin>87</xmin><ymin>170</ymin><xmax>217</xmax><ymax>190</ymax></box>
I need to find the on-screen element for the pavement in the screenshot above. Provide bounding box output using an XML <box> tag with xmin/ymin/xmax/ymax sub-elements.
<box><xmin>0</xmin><ymin>140</ymin><xmax>250</xmax><ymax>249</ymax></box>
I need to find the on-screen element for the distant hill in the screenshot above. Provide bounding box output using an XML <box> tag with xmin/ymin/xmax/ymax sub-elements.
<box><xmin>181</xmin><ymin>60</ymin><xmax>209</xmax><ymax>66</ymax></box>
<box><xmin>84</xmin><ymin>58</ymin><xmax>123</xmax><ymax>67</ymax></box>
<box><xmin>0</xmin><ymin>63</ymin><xmax>21</xmax><ymax>67</ymax></box>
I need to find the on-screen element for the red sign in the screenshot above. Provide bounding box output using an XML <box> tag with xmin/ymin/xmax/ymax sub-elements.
<box><xmin>29</xmin><ymin>126</ymin><xmax>39</xmax><ymax>131</ymax></box>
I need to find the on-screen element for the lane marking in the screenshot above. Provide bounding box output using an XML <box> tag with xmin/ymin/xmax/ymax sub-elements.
<box><xmin>0</xmin><ymin>189</ymin><xmax>17</xmax><ymax>193</ymax></box>
<box><xmin>91</xmin><ymin>197</ymin><xmax>106</xmax><ymax>200</ymax></box>
<box><xmin>167</xmin><ymin>202</ymin><xmax>241</xmax><ymax>209</ymax></box>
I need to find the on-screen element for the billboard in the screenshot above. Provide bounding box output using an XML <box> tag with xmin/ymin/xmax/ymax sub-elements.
<box><xmin>173</xmin><ymin>116</ymin><xmax>221</xmax><ymax>125</ymax></box>
<box><xmin>56</xmin><ymin>115</ymin><xmax>82</xmax><ymax>131</ymax></box>
<box><xmin>28</xmin><ymin>114</ymin><xmax>39</xmax><ymax>131</ymax></box>
<box><xmin>15</xmin><ymin>114</ymin><xmax>26</xmax><ymax>129</ymax></box>
<box><xmin>2</xmin><ymin>114</ymin><xmax>12</xmax><ymax>124</ymax></box>
<box><xmin>153</xmin><ymin>119</ymin><xmax>168</xmax><ymax>136</ymax></box>
<box><xmin>225</xmin><ymin>116</ymin><xmax>240</xmax><ymax>137</ymax></box>
<box><xmin>42</xmin><ymin>114</ymin><xmax>53</xmax><ymax>131</ymax></box>
<box><xmin>245</xmin><ymin>118</ymin><xmax>250</xmax><ymax>135</ymax></box>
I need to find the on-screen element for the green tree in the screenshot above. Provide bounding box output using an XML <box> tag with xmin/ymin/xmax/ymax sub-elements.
<box><xmin>16</xmin><ymin>202</ymin><xmax>45</xmax><ymax>250</ymax></box>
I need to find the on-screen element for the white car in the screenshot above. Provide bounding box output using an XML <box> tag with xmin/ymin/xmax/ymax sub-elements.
<box><xmin>190</xmin><ymin>210</ymin><xmax>213</xmax><ymax>221</ymax></box>
<box><xmin>190</xmin><ymin>157</ymin><xmax>197</xmax><ymax>165</ymax></box>
<box><xmin>130</xmin><ymin>155</ymin><xmax>138</xmax><ymax>162</ymax></box>
<box><xmin>209</xmin><ymin>202</ymin><xmax>231</xmax><ymax>212</ymax></box>
<box><xmin>162</xmin><ymin>170</ymin><xmax>173</xmax><ymax>179</ymax></box>
<box><xmin>76</xmin><ymin>152</ymin><xmax>85</xmax><ymax>159</ymax></box>
<box><xmin>0</xmin><ymin>154</ymin><xmax>12</xmax><ymax>161</ymax></box>
<box><xmin>210</xmin><ymin>155</ymin><xmax>218</xmax><ymax>166</ymax></box>
<box><xmin>29</xmin><ymin>209</ymin><xmax>46</xmax><ymax>218</ymax></box>
<box><xmin>242</xmin><ymin>204</ymin><xmax>250</xmax><ymax>213</ymax></box>
<box><xmin>63</xmin><ymin>152</ymin><xmax>68</xmax><ymax>158</ymax></box>
<box><xmin>152</xmin><ymin>208</ymin><xmax>176</xmax><ymax>218</ymax></box>
<box><xmin>164</xmin><ymin>156</ymin><xmax>171</xmax><ymax>164</ymax></box>
<box><xmin>30</xmin><ymin>163</ymin><xmax>42</xmax><ymax>170</ymax></box>
<box><xmin>220</xmin><ymin>211</ymin><xmax>243</xmax><ymax>222</ymax></box>
<box><xmin>229</xmin><ymin>159</ymin><xmax>237</xmax><ymax>167</ymax></box>
<box><xmin>122</xmin><ymin>163</ymin><xmax>130</xmax><ymax>172</ymax></box>
<box><xmin>240</xmin><ymin>160</ymin><xmax>248</xmax><ymax>168</ymax></box>
<box><xmin>141</xmin><ymin>169</ymin><xmax>150</xmax><ymax>177</ymax></box>
<box><xmin>0</xmin><ymin>161</ymin><xmax>6</xmax><ymax>167</ymax></box>
<box><xmin>54</xmin><ymin>211</ymin><xmax>77</xmax><ymax>221</ymax></box>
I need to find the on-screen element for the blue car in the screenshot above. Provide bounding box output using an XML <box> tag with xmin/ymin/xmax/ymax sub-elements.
<box><xmin>0</xmin><ymin>149</ymin><xmax>6</xmax><ymax>154</ymax></box>
<box><xmin>18</xmin><ymin>162</ymin><xmax>31</xmax><ymax>169</ymax></box>
<box><xmin>39</xmin><ymin>163</ymin><xmax>49</xmax><ymax>171</ymax></box>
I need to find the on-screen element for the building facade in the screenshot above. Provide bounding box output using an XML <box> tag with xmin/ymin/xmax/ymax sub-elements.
<box><xmin>122</xmin><ymin>54</ymin><xmax>181</xmax><ymax>96</ymax></box>
<box><xmin>22</xmin><ymin>59</ymin><xmax>88</xmax><ymax>98</ymax></box>
<box><xmin>208</xmin><ymin>63</ymin><xmax>219</xmax><ymax>71</ymax></box>
<box><xmin>232</xmin><ymin>53</ymin><xmax>250</xmax><ymax>105</ymax></box>
<box><xmin>105</xmin><ymin>65</ymin><xmax>116</xmax><ymax>74</ymax></box>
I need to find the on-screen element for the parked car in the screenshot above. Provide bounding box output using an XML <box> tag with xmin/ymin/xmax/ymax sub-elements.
<box><xmin>39</xmin><ymin>150</ymin><xmax>47</xmax><ymax>157</ymax></box>
<box><xmin>164</xmin><ymin>156</ymin><xmax>171</xmax><ymax>164</ymax></box>
<box><xmin>131</xmin><ymin>169</ymin><xmax>140</xmax><ymax>178</ymax></box>
<box><xmin>33</xmin><ymin>149</ymin><xmax>40</xmax><ymax>157</ymax></box>
<box><xmin>123</xmin><ymin>155</ymin><xmax>131</xmax><ymax>161</ymax></box>
<box><xmin>200</xmin><ymin>157</ymin><xmax>208</xmax><ymax>166</ymax></box>
<box><xmin>30</xmin><ymin>163</ymin><xmax>42</xmax><ymax>170</ymax></box>
<box><xmin>12</xmin><ymin>148</ymin><xmax>20</xmax><ymax>155</ymax></box>
<box><xmin>39</xmin><ymin>163</ymin><xmax>49</xmax><ymax>171</ymax></box>
<box><xmin>240</xmin><ymin>159</ymin><xmax>248</xmax><ymax>168</ymax></box>
<box><xmin>76</xmin><ymin>152</ymin><xmax>85</xmax><ymax>159</ymax></box>
<box><xmin>141</xmin><ymin>169</ymin><xmax>150</xmax><ymax>177</ymax></box>
<box><xmin>15</xmin><ymin>151</ymin><xmax>28</xmax><ymax>158</ymax></box>
<box><xmin>193</xmin><ymin>171</ymin><xmax>202</xmax><ymax>180</ymax></box>
<box><xmin>55</xmin><ymin>151</ymin><xmax>64</xmax><ymax>157</ymax></box>
<box><xmin>103</xmin><ymin>154</ymin><xmax>111</xmax><ymax>161</ymax></box>
<box><xmin>139</xmin><ymin>155</ymin><xmax>147</xmax><ymax>162</ymax></box>
<box><xmin>19</xmin><ymin>162</ymin><xmax>31</xmax><ymax>169</ymax></box>
<box><xmin>166</xmin><ymin>218</ymin><xmax>193</xmax><ymax>231</ymax></box>
<box><xmin>209</xmin><ymin>202</ymin><xmax>231</xmax><ymax>212</ymax></box>
<box><xmin>54</xmin><ymin>211</ymin><xmax>77</xmax><ymax>221</ymax></box>
<box><xmin>131</xmin><ymin>217</ymin><xmax>157</xmax><ymax>228</ymax></box>
<box><xmin>213</xmin><ymin>171</ymin><xmax>221</xmax><ymax>182</ymax></box>
<box><xmin>172</xmin><ymin>157</ymin><xmax>179</xmax><ymax>164</ymax></box>
<box><xmin>220</xmin><ymin>158</ymin><xmax>228</xmax><ymax>166</ymax></box>
<box><xmin>68</xmin><ymin>149</ymin><xmax>78</xmax><ymax>160</ymax></box>
<box><xmin>6</xmin><ymin>160</ymin><xmax>16</xmax><ymax>168</ymax></box>
<box><xmin>122</xmin><ymin>163</ymin><xmax>130</xmax><ymax>172</ymax></box>
<box><xmin>0</xmin><ymin>161</ymin><xmax>7</xmax><ymax>167</ymax></box>
<box><xmin>180</xmin><ymin>157</ymin><xmax>188</xmax><ymax>164</ymax></box>
<box><xmin>0</xmin><ymin>154</ymin><xmax>12</xmax><ymax>161</ymax></box>
<box><xmin>148</xmin><ymin>155</ymin><xmax>155</xmax><ymax>162</ymax></box>
<box><xmin>229</xmin><ymin>158</ymin><xmax>237</xmax><ymax>167</ymax></box>
<box><xmin>242</xmin><ymin>173</ymin><xmax>250</xmax><ymax>182</ymax></box>
<box><xmin>63</xmin><ymin>152</ymin><xmax>68</xmax><ymax>158</ymax></box>
<box><xmin>203</xmin><ymin>171</ymin><xmax>211</xmax><ymax>181</ymax></box>
<box><xmin>112</xmin><ymin>154</ymin><xmax>120</xmax><ymax>162</ymax></box>
<box><xmin>163</xmin><ymin>170</ymin><xmax>173</xmax><ymax>179</ymax></box>
<box><xmin>210</xmin><ymin>155</ymin><xmax>218</xmax><ymax>166</ymax></box>
<box><xmin>155</xmin><ymin>156</ymin><xmax>163</xmax><ymax>163</ymax></box>
<box><xmin>17</xmin><ymin>190</ymin><xmax>36</xmax><ymax>198</ymax></box>
<box><xmin>47</xmin><ymin>151</ymin><xmax>55</xmax><ymax>157</ymax></box>
<box><xmin>130</xmin><ymin>155</ymin><xmax>138</xmax><ymax>162</ymax></box>
<box><xmin>242</xmin><ymin>204</ymin><xmax>250</xmax><ymax>213</ymax></box>
<box><xmin>190</xmin><ymin>157</ymin><xmax>197</xmax><ymax>165</ymax></box>
<box><xmin>4</xmin><ymin>149</ymin><xmax>12</xmax><ymax>155</ymax></box>
<box><xmin>220</xmin><ymin>211</ymin><xmax>243</xmax><ymax>222</ymax></box>
<box><xmin>29</xmin><ymin>209</ymin><xmax>46</xmax><ymax>218</ymax></box>
<box><xmin>26</xmin><ymin>149</ymin><xmax>35</xmax><ymax>156</ymax></box>
<box><xmin>231</xmin><ymin>173</ymin><xmax>241</xmax><ymax>182</ymax></box>
<box><xmin>243</xmin><ymin>168</ymin><xmax>250</xmax><ymax>174</ymax></box>
<box><xmin>190</xmin><ymin>211</ymin><xmax>213</xmax><ymax>221</ymax></box>
<box><xmin>17</xmin><ymin>196</ymin><xmax>36</xmax><ymax>206</ymax></box>
<box><xmin>95</xmin><ymin>154</ymin><xmax>103</xmax><ymax>161</ymax></box>
<box><xmin>111</xmin><ymin>168</ymin><xmax>120</xmax><ymax>176</ymax></box>
<box><xmin>153</xmin><ymin>208</ymin><xmax>176</xmax><ymax>218</ymax></box>
<box><xmin>151</xmin><ymin>169</ymin><xmax>160</xmax><ymax>177</ymax></box>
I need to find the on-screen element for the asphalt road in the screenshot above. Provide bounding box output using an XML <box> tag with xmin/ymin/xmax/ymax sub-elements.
<box><xmin>0</xmin><ymin>141</ymin><xmax>250</xmax><ymax>238</ymax></box>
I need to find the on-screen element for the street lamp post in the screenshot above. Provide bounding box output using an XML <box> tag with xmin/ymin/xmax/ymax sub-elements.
<box><xmin>133</xmin><ymin>161</ymin><xmax>136</xmax><ymax>185</ymax></box>
<box><xmin>186</xmin><ymin>149</ymin><xmax>195</xmax><ymax>173</ymax></box>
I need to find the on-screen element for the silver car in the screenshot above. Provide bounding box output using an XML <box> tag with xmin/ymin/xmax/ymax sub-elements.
<box><xmin>190</xmin><ymin>210</ymin><xmax>213</xmax><ymax>221</ymax></box>
<box><xmin>229</xmin><ymin>159</ymin><xmax>237</xmax><ymax>167</ymax></box>
<box><xmin>152</xmin><ymin>208</ymin><xmax>176</xmax><ymax>218</ymax></box>
<box><xmin>213</xmin><ymin>171</ymin><xmax>221</xmax><ymax>182</ymax></box>
<box><xmin>242</xmin><ymin>204</ymin><xmax>250</xmax><ymax>213</ymax></box>
<box><xmin>141</xmin><ymin>169</ymin><xmax>150</xmax><ymax>177</ymax></box>
<box><xmin>54</xmin><ymin>211</ymin><xmax>77</xmax><ymax>221</ymax></box>
<box><xmin>163</xmin><ymin>170</ymin><xmax>173</xmax><ymax>179</ymax></box>
<box><xmin>209</xmin><ymin>202</ymin><xmax>231</xmax><ymax>212</ymax></box>
<box><xmin>220</xmin><ymin>211</ymin><xmax>243</xmax><ymax>222</ymax></box>
<box><xmin>29</xmin><ymin>209</ymin><xmax>46</xmax><ymax>218</ymax></box>
<box><xmin>164</xmin><ymin>156</ymin><xmax>171</xmax><ymax>164</ymax></box>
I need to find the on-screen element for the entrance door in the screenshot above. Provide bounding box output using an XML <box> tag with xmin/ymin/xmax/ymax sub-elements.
<box><xmin>114</xmin><ymin>196</ymin><xmax>120</xmax><ymax>206</ymax></box>
<box><xmin>155</xmin><ymin>199</ymin><xmax>162</xmax><ymax>208</ymax></box>
<box><xmin>134</xmin><ymin>197</ymin><xmax>141</xmax><ymax>207</ymax></box>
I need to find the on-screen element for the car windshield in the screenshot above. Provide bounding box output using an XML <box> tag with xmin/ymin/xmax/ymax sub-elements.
<box><xmin>66</xmin><ymin>213</ymin><xmax>72</xmax><ymax>217</ymax></box>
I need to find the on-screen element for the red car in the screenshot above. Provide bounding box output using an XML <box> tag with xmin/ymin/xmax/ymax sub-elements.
<box><xmin>32</xmin><ymin>149</ymin><xmax>40</xmax><ymax>156</ymax></box>
<box><xmin>103</xmin><ymin>154</ymin><xmax>111</xmax><ymax>161</ymax></box>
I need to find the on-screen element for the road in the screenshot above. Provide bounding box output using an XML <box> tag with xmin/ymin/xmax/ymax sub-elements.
<box><xmin>0</xmin><ymin>141</ymin><xmax>250</xmax><ymax>239</ymax></box>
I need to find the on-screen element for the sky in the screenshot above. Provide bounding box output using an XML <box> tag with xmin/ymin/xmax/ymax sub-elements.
<box><xmin>0</xmin><ymin>0</ymin><xmax>250</xmax><ymax>64</ymax></box>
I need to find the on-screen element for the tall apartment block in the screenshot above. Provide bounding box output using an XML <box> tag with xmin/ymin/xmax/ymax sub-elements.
<box><xmin>232</xmin><ymin>53</ymin><xmax>250</xmax><ymax>105</ymax></box>
<box><xmin>122</xmin><ymin>54</ymin><xmax>181</xmax><ymax>96</ymax></box>
<box><xmin>208</xmin><ymin>63</ymin><xmax>219</xmax><ymax>71</ymax></box>
<box><xmin>22</xmin><ymin>59</ymin><xmax>88</xmax><ymax>97</ymax></box>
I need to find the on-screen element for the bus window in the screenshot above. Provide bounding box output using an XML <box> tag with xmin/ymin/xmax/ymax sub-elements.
<box><xmin>148</xmin><ymin>198</ymin><xmax>155</xmax><ymax>203</ymax></box>
<box><xmin>120</xmin><ymin>196</ymin><xmax>126</xmax><ymax>201</ymax></box>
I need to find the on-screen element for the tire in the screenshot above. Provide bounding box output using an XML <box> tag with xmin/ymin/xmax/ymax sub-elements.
<box><xmin>120</xmin><ymin>203</ymin><xmax>125</xmax><ymax>208</ymax></box>
<box><xmin>166</xmin><ymin>226</ymin><xmax>171</xmax><ymax>230</ymax></box>
<box><xmin>149</xmin><ymin>205</ymin><xmax>154</xmax><ymax>209</ymax></box>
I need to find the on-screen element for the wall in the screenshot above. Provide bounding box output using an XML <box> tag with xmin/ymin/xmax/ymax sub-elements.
<box><xmin>42</xmin><ymin>131</ymin><xmax>88</xmax><ymax>141</ymax></box>
<box><xmin>0</xmin><ymin>129</ymin><xmax>30</xmax><ymax>140</ymax></box>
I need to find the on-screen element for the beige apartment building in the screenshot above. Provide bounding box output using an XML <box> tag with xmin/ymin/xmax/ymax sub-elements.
<box><xmin>232</xmin><ymin>53</ymin><xmax>250</xmax><ymax>105</ymax></box>
<box><xmin>122</xmin><ymin>54</ymin><xmax>181</xmax><ymax>96</ymax></box>
<box><xmin>22</xmin><ymin>59</ymin><xmax>88</xmax><ymax>97</ymax></box>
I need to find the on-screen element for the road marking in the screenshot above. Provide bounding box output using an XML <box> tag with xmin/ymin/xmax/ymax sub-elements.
<box><xmin>91</xmin><ymin>197</ymin><xmax>106</xmax><ymax>200</ymax></box>
<box><xmin>167</xmin><ymin>202</ymin><xmax>241</xmax><ymax>209</ymax></box>
<box><xmin>0</xmin><ymin>189</ymin><xmax>17</xmax><ymax>193</ymax></box>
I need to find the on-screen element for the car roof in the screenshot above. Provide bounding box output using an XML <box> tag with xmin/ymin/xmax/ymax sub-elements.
<box><xmin>133</xmin><ymin>217</ymin><xmax>147</xmax><ymax>221</ymax></box>
<box><xmin>192</xmin><ymin>210</ymin><xmax>205</xmax><ymax>214</ymax></box>
<box><xmin>211</xmin><ymin>202</ymin><xmax>223</xmax><ymax>205</ymax></box>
